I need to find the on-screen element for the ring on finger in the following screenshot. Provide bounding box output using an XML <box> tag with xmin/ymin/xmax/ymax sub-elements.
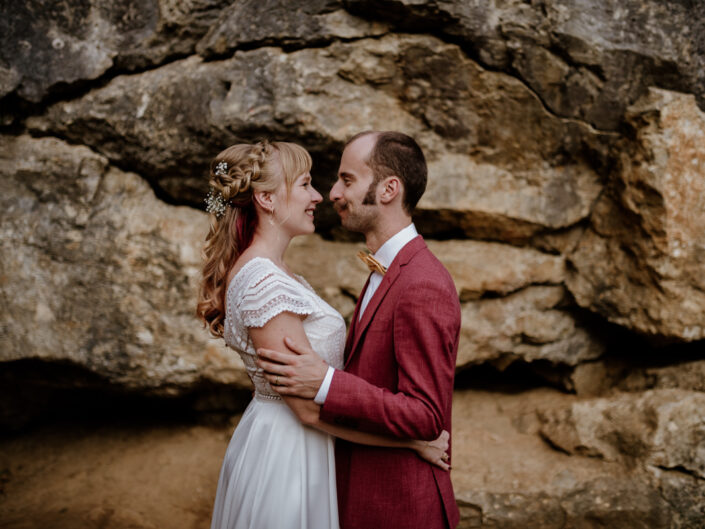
<box><xmin>274</xmin><ymin>376</ymin><xmax>280</xmax><ymax>386</ymax></box>
<box><xmin>441</xmin><ymin>453</ymin><xmax>449</xmax><ymax>462</ymax></box>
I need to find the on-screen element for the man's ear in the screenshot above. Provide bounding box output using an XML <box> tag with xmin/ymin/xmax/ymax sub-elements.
<box><xmin>253</xmin><ymin>190</ymin><xmax>275</xmax><ymax>213</ymax></box>
<box><xmin>378</xmin><ymin>176</ymin><xmax>401</xmax><ymax>205</ymax></box>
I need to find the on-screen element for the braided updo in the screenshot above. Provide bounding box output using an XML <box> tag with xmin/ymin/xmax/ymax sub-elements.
<box><xmin>197</xmin><ymin>140</ymin><xmax>312</xmax><ymax>337</ymax></box>
<box><xmin>208</xmin><ymin>141</ymin><xmax>270</xmax><ymax>205</ymax></box>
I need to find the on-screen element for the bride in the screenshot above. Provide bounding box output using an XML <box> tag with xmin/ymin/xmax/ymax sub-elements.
<box><xmin>196</xmin><ymin>140</ymin><xmax>450</xmax><ymax>529</ymax></box>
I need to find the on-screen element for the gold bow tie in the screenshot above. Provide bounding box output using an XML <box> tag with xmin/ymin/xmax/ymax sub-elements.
<box><xmin>357</xmin><ymin>251</ymin><xmax>387</xmax><ymax>275</ymax></box>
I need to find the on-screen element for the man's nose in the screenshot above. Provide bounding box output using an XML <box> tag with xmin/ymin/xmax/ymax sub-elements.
<box><xmin>329</xmin><ymin>180</ymin><xmax>342</xmax><ymax>201</ymax></box>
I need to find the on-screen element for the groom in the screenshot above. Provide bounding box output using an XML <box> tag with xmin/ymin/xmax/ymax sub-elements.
<box><xmin>258</xmin><ymin>131</ymin><xmax>461</xmax><ymax>529</ymax></box>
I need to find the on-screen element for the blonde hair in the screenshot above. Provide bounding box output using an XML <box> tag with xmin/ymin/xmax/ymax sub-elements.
<box><xmin>196</xmin><ymin>140</ymin><xmax>312</xmax><ymax>337</ymax></box>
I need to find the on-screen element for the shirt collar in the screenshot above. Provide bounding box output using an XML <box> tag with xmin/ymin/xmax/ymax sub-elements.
<box><xmin>373</xmin><ymin>223</ymin><xmax>418</xmax><ymax>269</ymax></box>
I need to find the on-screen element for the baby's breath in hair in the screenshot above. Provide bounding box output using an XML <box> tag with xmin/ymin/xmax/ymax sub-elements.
<box><xmin>205</xmin><ymin>189</ymin><xmax>227</xmax><ymax>218</ymax></box>
<box><xmin>215</xmin><ymin>161</ymin><xmax>228</xmax><ymax>177</ymax></box>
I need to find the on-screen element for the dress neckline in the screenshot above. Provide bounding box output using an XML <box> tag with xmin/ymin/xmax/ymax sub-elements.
<box><xmin>227</xmin><ymin>256</ymin><xmax>307</xmax><ymax>297</ymax></box>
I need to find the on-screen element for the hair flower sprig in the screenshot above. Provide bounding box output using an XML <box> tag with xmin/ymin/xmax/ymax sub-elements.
<box><xmin>215</xmin><ymin>161</ymin><xmax>228</xmax><ymax>177</ymax></box>
<box><xmin>205</xmin><ymin>189</ymin><xmax>228</xmax><ymax>218</ymax></box>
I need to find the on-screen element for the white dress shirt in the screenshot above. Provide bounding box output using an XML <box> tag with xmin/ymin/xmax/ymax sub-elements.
<box><xmin>314</xmin><ymin>223</ymin><xmax>418</xmax><ymax>404</ymax></box>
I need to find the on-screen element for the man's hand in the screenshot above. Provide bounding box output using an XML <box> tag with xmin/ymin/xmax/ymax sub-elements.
<box><xmin>257</xmin><ymin>337</ymin><xmax>329</xmax><ymax>399</ymax></box>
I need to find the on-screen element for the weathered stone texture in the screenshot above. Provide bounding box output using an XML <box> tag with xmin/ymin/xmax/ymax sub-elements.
<box><xmin>27</xmin><ymin>33</ymin><xmax>607</xmax><ymax>243</ymax></box>
<box><xmin>427</xmin><ymin>240</ymin><xmax>566</xmax><ymax>300</ymax></box>
<box><xmin>619</xmin><ymin>358</ymin><xmax>705</xmax><ymax>393</ymax></box>
<box><xmin>539</xmin><ymin>389</ymin><xmax>705</xmax><ymax>478</ymax></box>
<box><xmin>567</xmin><ymin>89</ymin><xmax>705</xmax><ymax>341</ymax></box>
<box><xmin>458</xmin><ymin>285</ymin><xmax>604</xmax><ymax>373</ymax></box>
<box><xmin>346</xmin><ymin>0</ymin><xmax>705</xmax><ymax>129</ymax></box>
<box><xmin>451</xmin><ymin>388</ymin><xmax>702</xmax><ymax>529</ymax></box>
<box><xmin>196</xmin><ymin>0</ymin><xmax>388</xmax><ymax>57</ymax></box>
<box><xmin>0</xmin><ymin>0</ymin><xmax>235</xmax><ymax>103</ymax></box>
<box><xmin>0</xmin><ymin>135</ymin><xmax>248</xmax><ymax>394</ymax></box>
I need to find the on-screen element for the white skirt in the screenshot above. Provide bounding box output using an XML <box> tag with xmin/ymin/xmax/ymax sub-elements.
<box><xmin>210</xmin><ymin>395</ymin><xmax>339</xmax><ymax>529</ymax></box>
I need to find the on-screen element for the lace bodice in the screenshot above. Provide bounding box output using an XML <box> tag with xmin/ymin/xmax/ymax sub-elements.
<box><xmin>224</xmin><ymin>257</ymin><xmax>346</xmax><ymax>400</ymax></box>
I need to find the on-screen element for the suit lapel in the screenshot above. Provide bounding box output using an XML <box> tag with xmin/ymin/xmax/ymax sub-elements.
<box><xmin>344</xmin><ymin>275</ymin><xmax>369</xmax><ymax>362</ymax></box>
<box><xmin>345</xmin><ymin>236</ymin><xmax>426</xmax><ymax>368</ymax></box>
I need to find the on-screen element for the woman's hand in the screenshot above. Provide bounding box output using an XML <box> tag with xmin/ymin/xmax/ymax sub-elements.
<box><xmin>413</xmin><ymin>430</ymin><xmax>450</xmax><ymax>471</ymax></box>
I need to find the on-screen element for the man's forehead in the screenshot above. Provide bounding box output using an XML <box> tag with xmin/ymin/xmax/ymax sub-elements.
<box><xmin>346</xmin><ymin>133</ymin><xmax>377</xmax><ymax>155</ymax></box>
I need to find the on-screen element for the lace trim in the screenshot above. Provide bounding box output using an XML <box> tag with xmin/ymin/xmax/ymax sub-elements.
<box><xmin>254</xmin><ymin>392</ymin><xmax>282</xmax><ymax>401</ymax></box>
<box><xmin>227</xmin><ymin>257</ymin><xmax>302</xmax><ymax>301</ymax></box>
<box><xmin>226</xmin><ymin>257</ymin><xmax>313</xmax><ymax>331</ymax></box>
<box><xmin>294</xmin><ymin>274</ymin><xmax>315</xmax><ymax>293</ymax></box>
<box><xmin>241</xmin><ymin>293</ymin><xmax>313</xmax><ymax>328</ymax></box>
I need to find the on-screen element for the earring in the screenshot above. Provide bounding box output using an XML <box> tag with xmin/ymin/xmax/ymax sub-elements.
<box><xmin>268</xmin><ymin>207</ymin><xmax>275</xmax><ymax>226</ymax></box>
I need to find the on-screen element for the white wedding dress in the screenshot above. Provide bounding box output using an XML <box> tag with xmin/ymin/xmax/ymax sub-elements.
<box><xmin>210</xmin><ymin>257</ymin><xmax>345</xmax><ymax>529</ymax></box>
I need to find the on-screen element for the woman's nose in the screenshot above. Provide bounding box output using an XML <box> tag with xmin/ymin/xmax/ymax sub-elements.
<box><xmin>311</xmin><ymin>186</ymin><xmax>323</xmax><ymax>203</ymax></box>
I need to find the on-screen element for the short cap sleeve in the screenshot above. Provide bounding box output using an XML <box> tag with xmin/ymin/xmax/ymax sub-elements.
<box><xmin>238</xmin><ymin>262</ymin><xmax>313</xmax><ymax>328</ymax></box>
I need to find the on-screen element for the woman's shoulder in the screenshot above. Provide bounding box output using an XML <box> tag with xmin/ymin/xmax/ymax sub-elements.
<box><xmin>229</xmin><ymin>256</ymin><xmax>317</xmax><ymax>328</ymax></box>
<box><xmin>230</xmin><ymin>255</ymin><xmax>276</xmax><ymax>280</ymax></box>
<box><xmin>227</xmin><ymin>256</ymin><xmax>301</xmax><ymax>300</ymax></box>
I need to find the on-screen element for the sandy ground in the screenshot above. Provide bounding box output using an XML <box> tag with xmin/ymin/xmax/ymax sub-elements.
<box><xmin>0</xmin><ymin>387</ymin><xmax>592</xmax><ymax>529</ymax></box>
<box><xmin>0</xmin><ymin>415</ymin><xmax>237</xmax><ymax>529</ymax></box>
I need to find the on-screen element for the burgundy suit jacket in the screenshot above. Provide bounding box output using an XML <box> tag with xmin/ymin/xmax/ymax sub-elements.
<box><xmin>320</xmin><ymin>236</ymin><xmax>461</xmax><ymax>529</ymax></box>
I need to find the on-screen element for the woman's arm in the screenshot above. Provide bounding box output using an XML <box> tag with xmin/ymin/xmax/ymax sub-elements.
<box><xmin>286</xmin><ymin>398</ymin><xmax>450</xmax><ymax>470</ymax></box>
<box><xmin>248</xmin><ymin>311</ymin><xmax>325</xmax><ymax>421</ymax></box>
<box><xmin>248</xmin><ymin>311</ymin><xmax>450</xmax><ymax>471</ymax></box>
<box><xmin>316</xmin><ymin>417</ymin><xmax>451</xmax><ymax>471</ymax></box>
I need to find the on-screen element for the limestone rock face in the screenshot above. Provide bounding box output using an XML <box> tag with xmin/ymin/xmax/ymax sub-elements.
<box><xmin>427</xmin><ymin>240</ymin><xmax>566</xmax><ymax>300</ymax></box>
<box><xmin>0</xmin><ymin>0</ymin><xmax>389</xmax><ymax>108</ymax></box>
<box><xmin>196</xmin><ymin>0</ymin><xmax>388</xmax><ymax>57</ymax></box>
<box><xmin>25</xmin><ymin>54</ymin><xmax>228</xmax><ymax>204</ymax></box>
<box><xmin>451</xmin><ymin>388</ymin><xmax>704</xmax><ymax>529</ymax></box>
<box><xmin>458</xmin><ymin>478</ymin><xmax>675</xmax><ymax>529</ymax></box>
<box><xmin>458</xmin><ymin>285</ymin><xmax>604</xmax><ymax>373</ymax></box>
<box><xmin>566</xmin><ymin>354</ymin><xmax>705</xmax><ymax>398</ymax></box>
<box><xmin>567</xmin><ymin>89</ymin><xmax>705</xmax><ymax>341</ymax></box>
<box><xmin>0</xmin><ymin>0</ymin><xmax>235</xmax><ymax>104</ymax></box>
<box><xmin>6</xmin><ymin>0</ymin><xmax>704</xmax><ymax>131</ymax></box>
<box><xmin>346</xmin><ymin>0</ymin><xmax>705</xmax><ymax>129</ymax></box>
<box><xmin>538</xmin><ymin>389</ymin><xmax>705</xmax><ymax>479</ymax></box>
<box><xmin>433</xmin><ymin>240</ymin><xmax>605</xmax><ymax>382</ymax></box>
<box><xmin>618</xmin><ymin>358</ymin><xmax>705</xmax><ymax>393</ymax></box>
<box><xmin>27</xmin><ymin>33</ymin><xmax>606</xmax><ymax>241</ymax></box>
<box><xmin>0</xmin><ymin>135</ymin><xmax>248</xmax><ymax>394</ymax></box>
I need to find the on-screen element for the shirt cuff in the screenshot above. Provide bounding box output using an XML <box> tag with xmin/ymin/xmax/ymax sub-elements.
<box><xmin>313</xmin><ymin>366</ymin><xmax>336</xmax><ymax>405</ymax></box>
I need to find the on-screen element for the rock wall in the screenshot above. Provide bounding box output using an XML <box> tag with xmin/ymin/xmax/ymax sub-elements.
<box><xmin>1</xmin><ymin>1</ymin><xmax>704</xmax><ymax>527</ymax></box>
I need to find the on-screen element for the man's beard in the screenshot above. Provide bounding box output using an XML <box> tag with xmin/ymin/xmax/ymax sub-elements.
<box><xmin>362</xmin><ymin>179</ymin><xmax>377</xmax><ymax>205</ymax></box>
<box><xmin>339</xmin><ymin>179</ymin><xmax>379</xmax><ymax>233</ymax></box>
<box><xmin>339</xmin><ymin>202</ymin><xmax>378</xmax><ymax>233</ymax></box>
